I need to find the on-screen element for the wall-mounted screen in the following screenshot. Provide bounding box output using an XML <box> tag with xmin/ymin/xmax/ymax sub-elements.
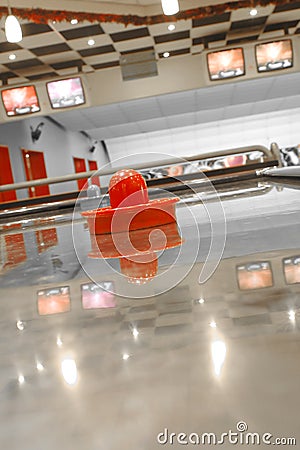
<box><xmin>81</xmin><ymin>282</ymin><xmax>116</xmax><ymax>309</ymax></box>
<box><xmin>1</xmin><ymin>85</ymin><xmax>40</xmax><ymax>116</ymax></box>
<box><xmin>256</xmin><ymin>40</ymin><xmax>293</xmax><ymax>72</ymax></box>
<box><xmin>47</xmin><ymin>77</ymin><xmax>85</xmax><ymax>109</ymax></box>
<box><xmin>37</xmin><ymin>286</ymin><xmax>71</xmax><ymax>315</ymax></box>
<box><xmin>207</xmin><ymin>48</ymin><xmax>245</xmax><ymax>81</ymax></box>
<box><xmin>237</xmin><ymin>262</ymin><xmax>273</xmax><ymax>290</ymax></box>
<box><xmin>283</xmin><ymin>256</ymin><xmax>300</xmax><ymax>284</ymax></box>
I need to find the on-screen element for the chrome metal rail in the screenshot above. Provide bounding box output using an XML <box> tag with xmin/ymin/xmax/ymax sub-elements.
<box><xmin>0</xmin><ymin>144</ymin><xmax>279</xmax><ymax>193</ymax></box>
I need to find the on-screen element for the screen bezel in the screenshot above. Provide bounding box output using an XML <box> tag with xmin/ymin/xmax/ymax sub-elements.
<box><xmin>255</xmin><ymin>39</ymin><xmax>293</xmax><ymax>73</ymax></box>
<box><xmin>207</xmin><ymin>47</ymin><xmax>246</xmax><ymax>82</ymax></box>
<box><xmin>1</xmin><ymin>85</ymin><xmax>41</xmax><ymax>117</ymax></box>
<box><xmin>46</xmin><ymin>76</ymin><xmax>86</xmax><ymax>110</ymax></box>
<box><xmin>80</xmin><ymin>281</ymin><xmax>116</xmax><ymax>310</ymax></box>
<box><xmin>37</xmin><ymin>286</ymin><xmax>71</xmax><ymax>316</ymax></box>
<box><xmin>236</xmin><ymin>261</ymin><xmax>274</xmax><ymax>291</ymax></box>
<box><xmin>282</xmin><ymin>255</ymin><xmax>300</xmax><ymax>285</ymax></box>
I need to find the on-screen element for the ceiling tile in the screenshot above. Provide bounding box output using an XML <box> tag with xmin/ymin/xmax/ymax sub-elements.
<box><xmin>113</xmin><ymin>36</ymin><xmax>154</xmax><ymax>52</ymax></box>
<box><xmin>39</xmin><ymin>51</ymin><xmax>81</xmax><ymax>65</ymax></box>
<box><xmin>83</xmin><ymin>51</ymin><xmax>119</xmax><ymax>65</ymax></box>
<box><xmin>20</xmin><ymin>32</ymin><xmax>64</xmax><ymax>49</ymax></box>
<box><xmin>4</xmin><ymin>58</ymin><xmax>43</xmax><ymax>70</ymax></box>
<box><xmin>0</xmin><ymin>42</ymin><xmax>22</xmax><ymax>53</ymax></box>
<box><xmin>264</xmin><ymin>20</ymin><xmax>299</xmax><ymax>32</ymax></box>
<box><xmin>149</xmin><ymin>20</ymin><xmax>192</xmax><ymax>36</ymax></box>
<box><xmin>192</xmin><ymin>12</ymin><xmax>231</xmax><ymax>28</ymax></box>
<box><xmin>31</xmin><ymin>43</ymin><xmax>72</xmax><ymax>56</ymax></box>
<box><xmin>21</xmin><ymin>23</ymin><xmax>52</xmax><ymax>36</ymax></box>
<box><xmin>67</xmin><ymin>34</ymin><xmax>113</xmax><ymax>50</ymax></box>
<box><xmin>61</xmin><ymin>24</ymin><xmax>104</xmax><ymax>40</ymax></box>
<box><xmin>274</xmin><ymin>1</ymin><xmax>300</xmax><ymax>13</ymax></box>
<box><xmin>110</xmin><ymin>27</ymin><xmax>150</xmax><ymax>42</ymax></box>
<box><xmin>0</xmin><ymin>49</ymin><xmax>36</xmax><ymax>65</ymax></box>
<box><xmin>92</xmin><ymin>60</ymin><xmax>120</xmax><ymax>70</ymax></box>
<box><xmin>154</xmin><ymin>30</ymin><xmax>190</xmax><ymax>44</ymax></box>
<box><xmin>78</xmin><ymin>45</ymin><xmax>115</xmax><ymax>57</ymax></box>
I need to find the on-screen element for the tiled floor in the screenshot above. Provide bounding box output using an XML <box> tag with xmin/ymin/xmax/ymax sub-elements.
<box><xmin>0</xmin><ymin>179</ymin><xmax>300</xmax><ymax>449</ymax></box>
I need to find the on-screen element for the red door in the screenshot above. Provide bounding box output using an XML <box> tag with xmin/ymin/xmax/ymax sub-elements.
<box><xmin>36</xmin><ymin>228</ymin><xmax>58</xmax><ymax>254</ymax></box>
<box><xmin>88</xmin><ymin>160</ymin><xmax>100</xmax><ymax>187</ymax></box>
<box><xmin>22</xmin><ymin>149</ymin><xmax>50</xmax><ymax>198</ymax></box>
<box><xmin>2</xmin><ymin>225</ymin><xmax>27</xmax><ymax>269</ymax></box>
<box><xmin>0</xmin><ymin>145</ymin><xmax>16</xmax><ymax>203</ymax></box>
<box><xmin>73</xmin><ymin>157</ymin><xmax>87</xmax><ymax>191</ymax></box>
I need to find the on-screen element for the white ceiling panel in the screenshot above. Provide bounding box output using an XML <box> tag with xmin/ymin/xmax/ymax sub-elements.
<box><xmin>51</xmin><ymin>71</ymin><xmax>300</xmax><ymax>140</ymax></box>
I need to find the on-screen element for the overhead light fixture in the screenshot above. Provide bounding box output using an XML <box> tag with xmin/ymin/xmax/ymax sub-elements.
<box><xmin>88</xmin><ymin>38</ymin><xmax>95</xmax><ymax>46</ymax></box>
<box><xmin>163</xmin><ymin>51</ymin><xmax>170</xmax><ymax>58</ymax></box>
<box><xmin>71</xmin><ymin>18</ymin><xmax>78</xmax><ymax>25</ymax></box>
<box><xmin>168</xmin><ymin>24</ymin><xmax>176</xmax><ymax>31</ymax></box>
<box><xmin>5</xmin><ymin>1</ymin><xmax>22</xmax><ymax>43</ymax></box>
<box><xmin>250</xmin><ymin>8</ymin><xmax>258</xmax><ymax>16</ymax></box>
<box><xmin>161</xmin><ymin>0</ymin><xmax>179</xmax><ymax>16</ymax></box>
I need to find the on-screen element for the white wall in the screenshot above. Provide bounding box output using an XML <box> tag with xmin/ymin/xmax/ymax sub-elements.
<box><xmin>0</xmin><ymin>116</ymin><xmax>109</xmax><ymax>199</ymax></box>
<box><xmin>106</xmin><ymin>107</ymin><xmax>300</xmax><ymax>167</ymax></box>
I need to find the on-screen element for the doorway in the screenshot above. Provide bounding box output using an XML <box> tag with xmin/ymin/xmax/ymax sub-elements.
<box><xmin>0</xmin><ymin>145</ymin><xmax>17</xmax><ymax>203</ymax></box>
<box><xmin>88</xmin><ymin>160</ymin><xmax>100</xmax><ymax>187</ymax></box>
<box><xmin>73</xmin><ymin>157</ymin><xmax>87</xmax><ymax>191</ymax></box>
<box><xmin>21</xmin><ymin>149</ymin><xmax>50</xmax><ymax>198</ymax></box>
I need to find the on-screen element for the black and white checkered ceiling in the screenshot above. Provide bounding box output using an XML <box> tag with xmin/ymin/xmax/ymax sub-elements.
<box><xmin>0</xmin><ymin>1</ymin><xmax>300</xmax><ymax>85</ymax></box>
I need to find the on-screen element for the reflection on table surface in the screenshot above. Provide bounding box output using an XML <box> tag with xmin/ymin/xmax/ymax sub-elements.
<box><xmin>0</xmin><ymin>178</ymin><xmax>300</xmax><ymax>450</ymax></box>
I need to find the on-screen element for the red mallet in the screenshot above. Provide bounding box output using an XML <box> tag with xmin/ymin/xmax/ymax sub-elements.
<box><xmin>82</xmin><ymin>169</ymin><xmax>179</xmax><ymax>235</ymax></box>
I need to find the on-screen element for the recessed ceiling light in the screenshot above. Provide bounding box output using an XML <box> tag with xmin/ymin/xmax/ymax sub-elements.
<box><xmin>132</xmin><ymin>328</ymin><xmax>139</xmax><ymax>338</ymax></box>
<box><xmin>250</xmin><ymin>8</ymin><xmax>258</xmax><ymax>16</ymax></box>
<box><xmin>71</xmin><ymin>19</ymin><xmax>78</xmax><ymax>25</ymax></box>
<box><xmin>18</xmin><ymin>375</ymin><xmax>25</xmax><ymax>384</ymax></box>
<box><xmin>16</xmin><ymin>319</ymin><xmax>24</xmax><ymax>329</ymax></box>
<box><xmin>52</xmin><ymin>20</ymin><xmax>56</xmax><ymax>24</ymax></box>
<box><xmin>88</xmin><ymin>39</ymin><xmax>95</xmax><ymax>46</ymax></box>
<box><xmin>210</xmin><ymin>321</ymin><xmax>217</xmax><ymax>328</ymax></box>
<box><xmin>9</xmin><ymin>53</ymin><xmax>16</xmax><ymax>60</ymax></box>
<box><xmin>36</xmin><ymin>362</ymin><xmax>44</xmax><ymax>372</ymax></box>
<box><xmin>163</xmin><ymin>51</ymin><xmax>170</xmax><ymax>58</ymax></box>
<box><xmin>168</xmin><ymin>24</ymin><xmax>175</xmax><ymax>31</ymax></box>
<box><xmin>289</xmin><ymin>310</ymin><xmax>296</xmax><ymax>321</ymax></box>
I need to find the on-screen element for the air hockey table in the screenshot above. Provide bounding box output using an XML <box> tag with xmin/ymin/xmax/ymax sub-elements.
<box><xmin>0</xmin><ymin>147</ymin><xmax>299</xmax><ymax>450</ymax></box>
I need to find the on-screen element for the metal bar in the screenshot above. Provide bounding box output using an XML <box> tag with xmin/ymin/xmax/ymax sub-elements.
<box><xmin>261</xmin><ymin>166</ymin><xmax>300</xmax><ymax>177</ymax></box>
<box><xmin>0</xmin><ymin>145</ymin><xmax>273</xmax><ymax>193</ymax></box>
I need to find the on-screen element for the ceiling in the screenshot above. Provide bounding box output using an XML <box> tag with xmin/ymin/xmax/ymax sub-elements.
<box><xmin>52</xmin><ymin>70</ymin><xmax>300</xmax><ymax>140</ymax></box>
<box><xmin>0</xmin><ymin>1</ymin><xmax>300</xmax><ymax>85</ymax></box>
<box><xmin>1</xmin><ymin>1</ymin><xmax>300</xmax><ymax>142</ymax></box>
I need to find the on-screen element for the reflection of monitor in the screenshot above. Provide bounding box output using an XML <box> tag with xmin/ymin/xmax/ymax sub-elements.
<box><xmin>256</xmin><ymin>40</ymin><xmax>293</xmax><ymax>72</ymax></box>
<box><xmin>37</xmin><ymin>286</ymin><xmax>71</xmax><ymax>315</ymax></box>
<box><xmin>207</xmin><ymin>48</ymin><xmax>245</xmax><ymax>81</ymax></box>
<box><xmin>81</xmin><ymin>282</ymin><xmax>116</xmax><ymax>309</ymax></box>
<box><xmin>47</xmin><ymin>77</ymin><xmax>85</xmax><ymax>109</ymax></box>
<box><xmin>283</xmin><ymin>256</ymin><xmax>300</xmax><ymax>284</ymax></box>
<box><xmin>1</xmin><ymin>85</ymin><xmax>40</xmax><ymax>116</ymax></box>
<box><xmin>237</xmin><ymin>262</ymin><xmax>273</xmax><ymax>290</ymax></box>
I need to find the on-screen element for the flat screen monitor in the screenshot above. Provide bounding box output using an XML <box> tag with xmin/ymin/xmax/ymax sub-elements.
<box><xmin>37</xmin><ymin>286</ymin><xmax>71</xmax><ymax>315</ymax></box>
<box><xmin>207</xmin><ymin>48</ymin><xmax>245</xmax><ymax>81</ymax></box>
<box><xmin>237</xmin><ymin>262</ymin><xmax>273</xmax><ymax>290</ymax></box>
<box><xmin>1</xmin><ymin>85</ymin><xmax>40</xmax><ymax>116</ymax></box>
<box><xmin>47</xmin><ymin>77</ymin><xmax>85</xmax><ymax>109</ymax></box>
<box><xmin>256</xmin><ymin>40</ymin><xmax>293</xmax><ymax>72</ymax></box>
<box><xmin>81</xmin><ymin>282</ymin><xmax>116</xmax><ymax>309</ymax></box>
<box><xmin>283</xmin><ymin>256</ymin><xmax>300</xmax><ymax>284</ymax></box>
